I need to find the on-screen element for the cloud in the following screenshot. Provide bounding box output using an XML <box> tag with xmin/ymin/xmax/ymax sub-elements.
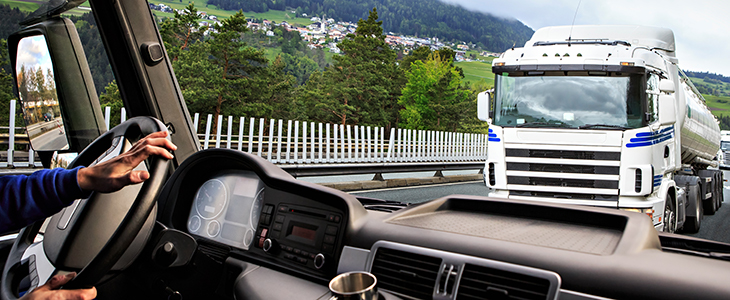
<box><xmin>439</xmin><ymin>0</ymin><xmax>730</xmax><ymax>76</ymax></box>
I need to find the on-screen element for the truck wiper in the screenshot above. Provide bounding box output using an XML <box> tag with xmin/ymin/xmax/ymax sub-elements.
<box><xmin>578</xmin><ymin>124</ymin><xmax>630</xmax><ymax>130</ymax></box>
<box><xmin>515</xmin><ymin>122</ymin><xmax>573</xmax><ymax>128</ymax></box>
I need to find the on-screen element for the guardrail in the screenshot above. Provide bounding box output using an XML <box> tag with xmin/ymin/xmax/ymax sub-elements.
<box><xmin>1</xmin><ymin>103</ymin><xmax>488</xmax><ymax>176</ymax></box>
<box><xmin>191</xmin><ymin>113</ymin><xmax>487</xmax><ymax>177</ymax></box>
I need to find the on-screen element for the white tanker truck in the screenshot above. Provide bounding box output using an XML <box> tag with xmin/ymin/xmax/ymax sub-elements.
<box><xmin>477</xmin><ymin>25</ymin><xmax>722</xmax><ymax>233</ymax></box>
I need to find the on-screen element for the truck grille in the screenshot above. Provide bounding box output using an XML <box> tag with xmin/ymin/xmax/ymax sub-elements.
<box><xmin>505</xmin><ymin>149</ymin><xmax>620</xmax><ymax>160</ymax></box>
<box><xmin>506</xmin><ymin>163</ymin><xmax>619</xmax><ymax>175</ymax></box>
<box><xmin>505</xmin><ymin>147</ymin><xmax>620</xmax><ymax>202</ymax></box>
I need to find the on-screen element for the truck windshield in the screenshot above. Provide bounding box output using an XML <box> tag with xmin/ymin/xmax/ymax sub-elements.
<box><xmin>493</xmin><ymin>74</ymin><xmax>645</xmax><ymax>129</ymax></box>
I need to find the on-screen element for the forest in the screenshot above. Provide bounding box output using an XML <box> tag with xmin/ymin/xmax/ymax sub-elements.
<box><xmin>207</xmin><ymin>0</ymin><xmax>535</xmax><ymax>52</ymax></box>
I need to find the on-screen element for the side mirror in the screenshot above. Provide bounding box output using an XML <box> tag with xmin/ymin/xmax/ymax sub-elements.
<box><xmin>659</xmin><ymin>79</ymin><xmax>675</xmax><ymax>94</ymax></box>
<box><xmin>658</xmin><ymin>94</ymin><xmax>676</xmax><ymax>126</ymax></box>
<box><xmin>14</xmin><ymin>35</ymin><xmax>70</xmax><ymax>151</ymax></box>
<box><xmin>477</xmin><ymin>90</ymin><xmax>493</xmax><ymax>122</ymax></box>
<box><xmin>9</xmin><ymin>17</ymin><xmax>107</xmax><ymax>155</ymax></box>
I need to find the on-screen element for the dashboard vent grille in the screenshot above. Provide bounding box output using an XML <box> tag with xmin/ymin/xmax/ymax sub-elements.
<box><xmin>457</xmin><ymin>263</ymin><xmax>551</xmax><ymax>300</ymax></box>
<box><xmin>370</xmin><ymin>247</ymin><xmax>442</xmax><ymax>299</ymax></box>
<box><xmin>198</xmin><ymin>242</ymin><xmax>230</xmax><ymax>264</ymax></box>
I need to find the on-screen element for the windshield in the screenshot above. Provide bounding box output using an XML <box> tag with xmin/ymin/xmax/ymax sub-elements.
<box><xmin>493</xmin><ymin>73</ymin><xmax>645</xmax><ymax>128</ymax></box>
<box><xmin>723</xmin><ymin>141</ymin><xmax>730</xmax><ymax>151</ymax></box>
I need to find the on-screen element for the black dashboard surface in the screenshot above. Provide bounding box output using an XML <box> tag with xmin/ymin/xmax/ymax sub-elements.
<box><xmin>149</xmin><ymin>149</ymin><xmax>730</xmax><ymax>300</ymax></box>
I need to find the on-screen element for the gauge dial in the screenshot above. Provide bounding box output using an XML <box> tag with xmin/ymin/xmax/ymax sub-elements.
<box><xmin>250</xmin><ymin>188</ymin><xmax>264</xmax><ymax>227</ymax></box>
<box><xmin>195</xmin><ymin>179</ymin><xmax>227</xmax><ymax>219</ymax></box>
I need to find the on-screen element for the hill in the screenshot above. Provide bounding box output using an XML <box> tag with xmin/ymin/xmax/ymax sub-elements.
<box><xmin>205</xmin><ymin>0</ymin><xmax>534</xmax><ymax>52</ymax></box>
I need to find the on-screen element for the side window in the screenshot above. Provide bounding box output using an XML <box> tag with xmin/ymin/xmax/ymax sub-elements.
<box><xmin>646</xmin><ymin>73</ymin><xmax>660</xmax><ymax>122</ymax></box>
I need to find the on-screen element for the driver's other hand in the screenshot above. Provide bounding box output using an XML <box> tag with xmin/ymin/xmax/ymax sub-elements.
<box><xmin>20</xmin><ymin>272</ymin><xmax>96</xmax><ymax>300</ymax></box>
<box><xmin>77</xmin><ymin>131</ymin><xmax>178</xmax><ymax>193</ymax></box>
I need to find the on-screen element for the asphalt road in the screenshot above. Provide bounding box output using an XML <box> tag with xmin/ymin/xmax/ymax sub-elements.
<box><xmin>686</xmin><ymin>171</ymin><xmax>730</xmax><ymax>243</ymax></box>
<box><xmin>348</xmin><ymin>173</ymin><xmax>730</xmax><ymax>244</ymax></box>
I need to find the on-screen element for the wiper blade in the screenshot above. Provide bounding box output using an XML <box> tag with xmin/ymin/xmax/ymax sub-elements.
<box><xmin>578</xmin><ymin>124</ymin><xmax>629</xmax><ymax>130</ymax></box>
<box><xmin>516</xmin><ymin>122</ymin><xmax>573</xmax><ymax>128</ymax></box>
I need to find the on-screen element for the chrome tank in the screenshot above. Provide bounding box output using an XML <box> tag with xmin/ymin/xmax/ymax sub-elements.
<box><xmin>678</xmin><ymin>80</ymin><xmax>721</xmax><ymax>165</ymax></box>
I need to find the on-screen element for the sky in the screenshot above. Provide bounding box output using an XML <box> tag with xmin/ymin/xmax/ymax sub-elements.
<box><xmin>441</xmin><ymin>0</ymin><xmax>730</xmax><ymax>77</ymax></box>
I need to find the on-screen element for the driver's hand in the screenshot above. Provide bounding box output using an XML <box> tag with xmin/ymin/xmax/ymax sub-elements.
<box><xmin>20</xmin><ymin>272</ymin><xmax>96</xmax><ymax>300</ymax></box>
<box><xmin>76</xmin><ymin>131</ymin><xmax>177</xmax><ymax>193</ymax></box>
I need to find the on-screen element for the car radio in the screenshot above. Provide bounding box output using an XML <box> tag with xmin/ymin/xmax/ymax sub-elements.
<box><xmin>255</xmin><ymin>203</ymin><xmax>342</xmax><ymax>271</ymax></box>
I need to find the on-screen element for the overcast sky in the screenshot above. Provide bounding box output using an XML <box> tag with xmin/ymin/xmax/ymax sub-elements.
<box><xmin>441</xmin><ymin>0</ymin><xmax>730</xmax><ymax>77</ymax></box>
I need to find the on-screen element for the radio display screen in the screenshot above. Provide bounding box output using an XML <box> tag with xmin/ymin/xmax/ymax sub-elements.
<box><xmin>292</xmin><ymin>226</ymin><xmax>316</xmax><ymax>240</ymax></box>
<box><xmin>286</xmin><ymin>221</ymin><xmax>319</xmax><ymax>246</ymax></box>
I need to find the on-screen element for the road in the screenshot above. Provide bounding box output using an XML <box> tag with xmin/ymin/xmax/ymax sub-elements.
<box><xmin>348</xmin><ymin>172</ymin><xmax>730</xmax><ymax>244</ymax></box>
<box><xmin>687</xmin><ymin>170</ymin><xmax>730</xmax><ymax>243</ymax></box>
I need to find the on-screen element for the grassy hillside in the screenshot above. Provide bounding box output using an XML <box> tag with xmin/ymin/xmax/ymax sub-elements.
<box><xmin>148</xmin><ymin>0</ymin><xmax>312</xmax><ymax>25</ymax></box>
<box><xmin>0</xmin><ymin>0</ymin><xmax>90</xmax><ymax>15</ymax></box>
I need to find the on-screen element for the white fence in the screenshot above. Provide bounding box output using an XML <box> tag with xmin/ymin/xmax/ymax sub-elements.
<box><xmin>191</xmin><ymin>113</ymin><xmax>488</xmax><ymax>165</ymax></box>
<box><xmin>0</xmin><ymin>102</ymin><xmax>488</xmax><ymax>168</ymax></box>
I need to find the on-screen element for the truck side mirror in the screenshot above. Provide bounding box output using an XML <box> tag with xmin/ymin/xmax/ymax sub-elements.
<box><xmin>477</xmin><ymin>90</ymin><xmax>493</xmax><ymax>122</ymax></box>
<box><xmin>659</xmin><ymin>79</ymin><xmax>675</xmax><ymax>94</ymax></box>
<box><xmin>658</xmin><ymin>94</ymin><xmax>676</xmax><ymax>126</ymax></box>
<box><xmin>9</xmin><ymin>17</ymin><xmax>107</xmax><ymax>154</ymax></box>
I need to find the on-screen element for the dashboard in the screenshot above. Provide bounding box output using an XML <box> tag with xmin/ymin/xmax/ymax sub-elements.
<box><xmin>147</xmin><ymin>148</ymin><xmax>730</xmax><ymax>300</ymax></box>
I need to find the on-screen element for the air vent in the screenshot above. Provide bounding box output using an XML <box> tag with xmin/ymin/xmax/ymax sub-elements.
<box><xmin>370</xmin><ymin>247</ymin><xmax>442</xmax><ymax>299</ymax></box>
<box><xmin>457</xmin><ymin>263</ymin><xmax>551</xmax><ymax>300</ymax></box>
<box><xmin>198</xmin><ymin>242</ymin><xmax>230</xmax><ymax>264</ymax></box>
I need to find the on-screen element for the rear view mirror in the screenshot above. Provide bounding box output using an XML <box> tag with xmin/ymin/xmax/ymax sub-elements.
<box><xmin>15</xmin><ymin>35</ymin><xmax>70</xmax><ymax>151</ymax></box>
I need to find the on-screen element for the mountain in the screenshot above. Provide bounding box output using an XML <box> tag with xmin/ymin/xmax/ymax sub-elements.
<box><xmin>207</xmin><ymin>0</ymin><xmax>534</xmax><ymax>52</ymax></box>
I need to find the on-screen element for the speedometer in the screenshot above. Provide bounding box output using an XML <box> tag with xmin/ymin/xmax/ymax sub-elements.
<box><xmin>195</xmin><ymin>179</ymin><xmax>227</xmax><ymax>219</ymax></box>
<box><xmin>250</xmin><ymin>188</ymin><xmax>264</xmax><ymax>227</ymax></box>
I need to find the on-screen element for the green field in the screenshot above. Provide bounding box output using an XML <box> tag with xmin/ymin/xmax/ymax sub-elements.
<box><xmin>704</xmin><ymin>94</ymin><xmax>730</xmax><ymax>117</ymax></box>
<box><xmin>0</xmin><ymin>0</ymin><xmax>90</xmax><ymax>15</ymax></box>
<box><xmin>455</xmin><ymin>60</ymin><xmax>495</xmax><ymax>87</ymax></box>
<box><xmin>148</xmin><ymin>0</ymin><xmax>312</xmax><ymax>25</ymax></box>
<box><xmin>1</xmin><ymin>0</ymin><xmax>38</xmax><ymax>11</ymax></box>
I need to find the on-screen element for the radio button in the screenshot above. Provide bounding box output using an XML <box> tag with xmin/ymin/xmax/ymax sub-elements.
<box><xmin>334</xmin><ymin>215</ymin><xmax>341</xmax><ymax>223</ymax></box>
<box><xmin>325</xmin><ymin>225</ymin><xmax>338</xmax><ymax>235</ymax></box>
<box><xmin>283</xmin><ymin>253</ymin><xmax>295</xmax><ymax>260</ymax></box>
<box><xmin>270</xmin><ymin>230</ymin><xmax>280</xmax><ymax>239</ymax></box>
<box><xmin>273</xmin><ymin>223</ymin><xmax>283</xmax><ymax>231</ymax></box>
<box><xmin>284</xmin><ymin>245</ymin><xmax>293</xmax><ymax>252</ymax></box>
<box><xmin>324</xmin><ymin>235</ymin><xmax>336</xmax><ymax>245</ymax></box>
<box><xmin>314</xmin><ymin>254</ymin><xmax>325</xmax><ymax>269</ymax></box>
<box><xmin>275</xmin><ymin>215</ymin><xmax>285</xmax><ymax>223</ymax></box>
<box><xmin>297</xmin><ymin>257</ymin><xmax>307</xmax><ymax>264</ymax></box>
<box><xmin>278</xmin><ymin>205</ymin><xmax>288</xmax><ymax>213</ymax></box>
<box><xmin>301</xmin><ymin>251</ymin><xmax>309</xmax><ymax>257</ymax></box>
<box><xmin>322</xmin><ymin>244</ymin><xmax>334</xmax><ymax>253</ymax></box>
<box><xmin>293</xmin><ymin>248</ymin><xmax>301</xmax><ymax>255</ymax></box>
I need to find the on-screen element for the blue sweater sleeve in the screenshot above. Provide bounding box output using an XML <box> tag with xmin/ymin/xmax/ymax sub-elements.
<box><xmin>0</xmin><ymin>167</ymin><xmax>91</xmax><ymax>233</ymax></box>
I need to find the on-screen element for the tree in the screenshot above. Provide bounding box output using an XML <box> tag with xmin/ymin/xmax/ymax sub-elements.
<box><xmin>99</xmin><ymin>81</ymin><xmax>124</xmax><ymax>127</ymax></box>
<box><xmin>300</xmin><ymin>8</ymin><xmax>405</xmax><ymax>128</ymax></box>
<box><xmin>0</xmin><ymin>39</ymin><xmax>23</xmax><ymax>128</ymax></box>
<box><xmin>398</xmin><ymin>52</ymin><xmax>474</xmax><ymax>132</ymax></box>
<box><xmin>159</xmin><ymin>3</ymin><xmax>207</xmax><ymax>62</ymax></box>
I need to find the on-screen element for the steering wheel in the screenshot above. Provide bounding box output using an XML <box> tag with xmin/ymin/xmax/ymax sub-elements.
<box><xmin>1</xmin><ymin>116</ymin><xmax>172</xmax><ymax>298</ymax></box>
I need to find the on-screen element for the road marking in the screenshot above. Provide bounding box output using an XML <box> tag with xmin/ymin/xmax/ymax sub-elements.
<box><xmin>349</xmin><ymin>180</ymin><xmax>482</xmax><ymax>194</ymax></box>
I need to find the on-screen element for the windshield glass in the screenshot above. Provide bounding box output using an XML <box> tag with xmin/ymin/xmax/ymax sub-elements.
<box><xmin>722</xmin><ymin>141</ymin><xmax>730</xmax><ymax>151</ymax></box>
<box><xmin>493</xmin><ymin>74</ymin><xmax>645</xmax><ymax>128</ymax></box>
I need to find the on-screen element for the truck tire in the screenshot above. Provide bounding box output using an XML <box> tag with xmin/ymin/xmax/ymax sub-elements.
<box><xmin>682</xmin><ymin>185</ymin><xmax>703</xmax><ymax>233</ymax></box>
<box><xmin>663</xmin><ymin>196</ymin><xmax>676</xmax><ymax>233</ymax></box>
<box><xmin>700</xmin><ymin>171</ymin><xmax>716</xmax><ymax>215</ymax></box>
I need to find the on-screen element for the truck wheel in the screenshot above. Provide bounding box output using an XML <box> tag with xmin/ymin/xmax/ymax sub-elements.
<box><xmin>682</xmin><ymin>188</ymin><xmax>703</xmax><ymax>233</ymax></box>
<box><xmin>663</xmin><ymin>198</ymin><xmax>676</xmax><ymax>233</ymax></box>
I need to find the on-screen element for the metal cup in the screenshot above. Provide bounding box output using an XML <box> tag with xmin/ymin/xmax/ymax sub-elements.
<box><xmin>328</xmin><ymin>271</ymin><xmax>378</xmax><ymax>300</ymax></box>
